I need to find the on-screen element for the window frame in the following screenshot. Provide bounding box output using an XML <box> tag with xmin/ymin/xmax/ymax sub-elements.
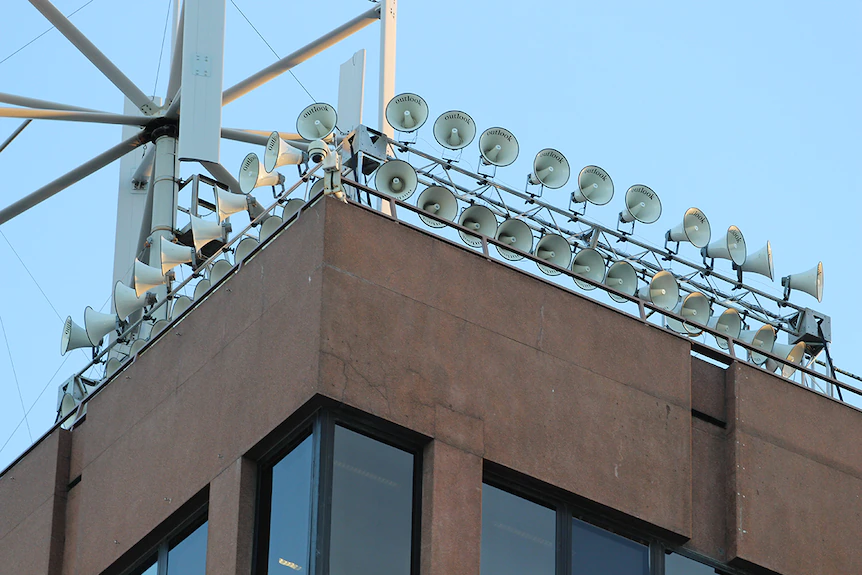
<box><xmin>252</xmin><ymin>402</ymin><xmax>427</xmax><ymax>575</ymax></box>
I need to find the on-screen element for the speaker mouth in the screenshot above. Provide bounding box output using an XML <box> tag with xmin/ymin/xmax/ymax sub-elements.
<box><xmin>494</xmin><ymin>218</ymin><xmax>533</xmax><ymax>261</ymax></box>
<box><xmin>623</xmin><ymin>185</ymin><xmax>661</xmax><ymax>224</ymax></box>
<box><xmin>576</xmin><ymin>166</ymin><xmax>614</xmax><ymax>206</ymax></box>
<box><xmin>479</xmin><ymin>127</ymin><xmax>519</xmax><ymax>167</ymax></box>
<box><xmin>417</xmin><ymin>186</ymin><xmax>458</xmax><ymax>229</ymax></box>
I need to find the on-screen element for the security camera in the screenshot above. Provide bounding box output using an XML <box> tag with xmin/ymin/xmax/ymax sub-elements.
<box><xmin>308</xmin><ymin>139</ymin><xmax>329</xmax><ymax>164</ymax></box>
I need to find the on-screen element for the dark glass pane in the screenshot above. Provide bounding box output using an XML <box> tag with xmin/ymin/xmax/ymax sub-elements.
<box><xmin>267</xmin><ymin>434</ymin><xmax>314</xmax><ymax>573</ymax></box>
<box><xmin>480</xmin><ymin>484</ymin><xmax>556</xmax><ymax>575</ymax></box>
<box><xmin>166</xmin><ymin>520</ymin><xmax>208</xmax><ymax>575</ymax></box>
<box><xmin>666</xmin><ymin>553</ymin><xmax>717</xmax><ymax>575</ymax></box>
<box><xmin>329</xmin><ymin>425</ymin><xmax>414</xmax><ymax>575</ymax></box>
<box><xmin>129</xmin><ymin>555</ymin><xmax>157</xmax><ymax>575</ymax></box>
<box><xmin>571</xmin><ymin>517</ymin><xmax>649</xmax><ymax>575</ymax></box>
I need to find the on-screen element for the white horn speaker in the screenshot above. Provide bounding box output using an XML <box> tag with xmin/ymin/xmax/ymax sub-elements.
<box><xmin>239</xmin><ymin>152</ymin><xmax>284</xmax><ymax>194</ymax></box>
<box><xmin>260</xmin><ymin>216</ymin><xmax>283</xmax><ymax>241</ymax></box>
<box><xmin>210</xmin><ymin>259</ymin><xmax>233</xmax><ymax>284</ymax></box>
<box><xmin>571</xmin><ymin>248</ymin><xmax>606</xmax><ymax>290</ymax></box>
<box><xmin>235</xmin><ymin>237</ymin><xmax>259</xmax><ymax>262</ymax></box>
<box><xmin>620</xmin><ymin>185</ymin><xmax>662</xmax><ymax>224</ymax></box>
<box><xmin>478</xmin><ymin>127</ymin><xmax>519</xmax><ymax>167</ymax></box>
<box><xmin>84</xmin><ymin>306</ymin><xmax>118</xmax><ymax>346</ymax></box>
<box><xmin>781</xmin><ymin>262</ymin><xmax>823</xmax><ymax>303</ymax></box>
<box><xmin>528</xmin><ymin>149</ymin><xmax>570</xmax><ymax>189</ymax></box>
<box><xmin>193</xmin><ymin>279</ymin><xmax>211</xmax><ymax>301</ymax></box>
<box><xmin>374</xmin><ymin>159</ymin><xmax>418</xmax><ymax>201</ymax></box>
<box><xmin>114</xmin><ymin>281</ymin><xmax>148</xmax><ymax>321</ymax></box>
<box><xmin>740</xmin><ymin>325</ymin><xmax>776</xmax><ymax>365</ymax></box>
<box><xmin>666</xmin><ymin>292</ymin><xmax>711</xmax><ymax>335</ymax></box>
<box><xmin>433</xmin><ymin>110</ymin><xmax>476</xmax><ymax>150</ymax></box>
<box><xmin>605</xmin><ymin>261</ymin><xmax>638</xmax><ymax>303</ymax></box>
<box><xmin>190</xmin><ymin>215</ymin><xmax>225</xmax><ymax>253</ymax></box>
<box><xmin>129</xmin><ymin>338</ymin><xmax>146</xmax><ymax>355</ymax></box>
<box><xmin>766</xmin><ymin>341</ymin><xmax>807</xmax><ymax>378</ymax></box>
<box><xmin>494</xmin><ymin>218</ymin><xmax>533</xmax><ymax>261</ymax></box>
<box><xmin>572</xmin><ymin>166</ymin><xmax>614</xmax><ymax>206</ymax></box>
<box><xmin>171</xmin><ymin>295</ymin><xmax>193</xmax><ymax>319</ymax></box>
<box><xmin>215</xmin><ymin>188</ymin><xmax>249</xmax><ymax>222</ymax></box>
<box><xmin>534</xmin><ymin>233</ymin><xmax>572</xmax><ymax>276</ymax></box>
<box><xmin>160</xmin><ymin>236</ymin><xmax>194</xmax><ymax>274</ymax></box>
<box><xmin>134</xmin><ymin>259</ymin><xmax>166</xmax><ymax>297</ymax></box>
<box><xmin>417</xmin><ymin>186</ymin><xmax>458</xmax><ymax>229</ymax></box>
<box><xmin>458</xmin><ymin>205</ymin><xmax>497</xmax><ymax>248</ymax></box>
<box><xmin>106</xmin><ymin>357</ymin><xmax>122</xmax><ymax>378</ymax></box>
<box><xmin>264</xmin><ymin>131</ymin><xmax>305</xmax><ymax>172</ymax></box>
<box><xmin>57</xmin><ymin>392</ymin><xmax>81</xmax><ymax>430</ymax></box>
<box><xmin>737</xmin><ymin>242</ymin><xmax>773</xmax><ymax>280</ymax></box>
<box><xmin>703</xmin><ymin>225</ymin><xmax>746</xmax><ymax>266</ymax></box>
<box><xmin>296</xmin><ymin>102</ymin><xmax>337</xmax><ymax>140</ymax></box>
<box><xmin>666</xmin><ymin>207</ymin><xmax>711</xmax><ymax>248</ymax></box>
<box><xmin>61</xmin><ymin>316</ymin><xmax>92</xmax><ymax>355</ymax></box>
<box><xmin>281</xmin><ymin>198</ymin><xmax>305</xmax><ymax>222</ymax></box>
<box><xmin>385</xmin><ymin>93</ymin><xmax>429</xmax><ymax>133</ymax></box>
<box><xmin>638</xmin><ymin>270</ymin><xmax>679</xmax><ymax>310</ymax></box>
<box><xmin>708</xmin><ymin>308</ymin><xmax>742</xmax><ymax>350</ymax></box>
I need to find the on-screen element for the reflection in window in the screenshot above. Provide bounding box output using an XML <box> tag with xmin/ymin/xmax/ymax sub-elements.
<box><xmin>167</xmin><ymin>520</ymin><xmax>208</xmax><ymax>575</ymax></box>
<box><xmin>480</xmin><ymin>484</ymin><xmax>556</xmax><ymax>575</ymax></box>
<box><xmin>266</xmin><ymin>435</ymin><xmax>314</xmax><ymax>574</ymax></box>
<box><xmin>572</xmin><ymin>517</ymin><xmax>649</xmax><ymax>575</ymax></box>
<box><xmin>329</xmin><ymin>425</ymin><xmax>415</xmax><ymax>575</ymax></box>
<box><xmin>666</xmin><ymin>553</ymin><xmax>719</xmax><ymax>575</ymax></box>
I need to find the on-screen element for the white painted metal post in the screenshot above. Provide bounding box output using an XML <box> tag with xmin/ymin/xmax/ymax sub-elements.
<box><xmin>378</xmin><ymin>0</ymin><xmax>397</xmax><ymax>213</ymax></box>
<box><xmin>148</xmin><ymin>128</ymin><xmax>180</xmax><ymax>320</ymax></box>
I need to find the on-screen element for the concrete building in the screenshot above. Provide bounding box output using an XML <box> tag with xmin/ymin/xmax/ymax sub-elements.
<box><xmin>2</xmin><ymin>197</ymin><xmax>860</xmax><ymax>575</ymax></box>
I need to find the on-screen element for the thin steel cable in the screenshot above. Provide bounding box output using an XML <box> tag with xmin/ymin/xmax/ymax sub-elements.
<box><xmin>0</xmin><ymin>0</ymin><xmax>96</xmax><ymax>67</ymax></box>
<box><xmin>0</xmin><ymin>230</ymin><xmax>62</xmax><ymax>323</ymax></box>
<box><xmin>0</xmin><ymin>317</ymin><xmax>32</xmax><ymax>442</ymax></box>
<box><xmin>0</xmin><ymin>353</ymin><xmax>71</xmax><ymax>457</ymax></box>
<box><xmin>152</xmin><ymin>0</ymin><xmax>174</xmax><ymax>98</ymax></box>
<box><xmin>229</xmin><ymin>0</ymin><xmax>316</xmax><ymax>102</ymax></box>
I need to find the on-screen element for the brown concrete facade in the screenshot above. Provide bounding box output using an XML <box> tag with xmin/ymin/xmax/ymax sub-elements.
<box><xmin>1</xmin><ymin>197</ymin><xmax>860</xmax><ymax>575</ymax></box>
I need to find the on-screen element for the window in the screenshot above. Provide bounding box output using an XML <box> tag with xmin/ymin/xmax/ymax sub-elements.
<box><xmin>128</xmin><ymin>515</ymin><xmax>208</xmax><ymax>575</ymax></box>
<box><xmin>255</xmin><ymin>409</ymin><xmax>424</xmax><ymax>575</ymax></box>
<box><xmin>571</xmin><ymin>517</ymin><xmax>649</xmax><ymax>575</ymax></box>
<box><xmin>665</xmin><ymin>553</ymin><xmax>724</xmax><ymax>575</ymax></box>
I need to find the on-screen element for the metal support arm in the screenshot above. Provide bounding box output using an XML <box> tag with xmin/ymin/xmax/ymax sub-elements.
<box><xmin>0</xmin><ymin>92</ymin><xmax>104</xmax><ymax>113</ymax></box>
<box><xmin>0</xmin><ymin>107</ymin><xmax>155</xmax><ymax>126</ymax></box>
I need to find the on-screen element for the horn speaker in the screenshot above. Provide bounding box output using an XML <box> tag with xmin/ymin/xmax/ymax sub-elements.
<box><xmin>84</xmin><ymin>306</ymin><xmax>118</xmax><ymax>346</ymax></box>
<box><xmin>190</xmin><ymin>215</ymin><xmax>225</xmax><ymax>253</ymax></box>
<box><xmin>703</xmin><ymin>225</ymin><xmax>746</xmax><ymax>266</ymax></box>
<box><xmin>707</xmin><ymin>308</ymin><xmax>742</xmax><ymax>350</ymax></box>
<box><xmin>160</xmin><ymin>236</ymin><xmax>194</xmax><ymax>274</ymax></box>
<box><xmin>114</xmin><ymin>281</ymin><xmax>148</xmax><ymax>321</ymax></box>
<box><xmin>740</xmin><ymin>325</ymin><xmax>776</xmax><ymax>365</ymax></box>
<box><xmin>638</xmin><ymin>270</ymin><xmax>679</xmax><ymax>310</ymax></box>
<box><xmin>296</xmin><ymin>102</ymin><xmax>337</xmax><ymax>140</ymax></box>
<box><xmin>458</xmin><ymin>205</ymin><xmax>497</xmax><ymax>248</ymax></box>
<box><xmin>766</xmin><ymin>341</ymin><xmax>807</xmax><ymax>378</ymax></box>
<box><xmin>605</xmin><ymin>261</ymin><xmax>638</xmax><ymax>303</ymax></box>
<box><xmin>619</xmin><ymin>185</ymin><xmax>661</xmax><ymax>224</ymax></box>
<box><xmin>385</xmin><ymin>93</ymin><xmax>429</xmax><ymax>133</ymax></box>
<box><xmin>781</xmin><ymin>262</ymin><xmax>823</xmax><ymax>302</ymax></box>
<box><xmin>572</xmin><ymin>166</ymin><xmax>614</xmax><ymax>206</ymax></box>
<box><xmin>478</xmin><ymin>127</ymin><xmax>519</xmax><ymax>167</ymax></box>
<box><xmin>61</xmin><ymin>316</ymin><xmax>92</xmax><ymax>355</ymax></box>
<box><xmin>374</xmin><ymin>160</ymin><xmax>418</xmax><ymax>201</ymax></box>
<box><xmin>417</xmin><ymin>186</ymin><xmax>458</xmax><ymax>229</ymax></box>
<box><xmin>534</xmin><ymin>233</ymin><xmax>571</xmax><ymax>276</ymax></box>
<box><xmin>235</xmin><ymin>237</ymin><xmax>259</xmax><ymax>262</ymax></box>
<box><xmin>571</xmin><ymin>248</ymin><xmax>605</xmax><ymax>290</ymax></box>
<box><xmin>239</xmin><ymin>152</ymin><xmax>284</xmax><ymax>194</ymax></box>
<box><xmin>134</xmin><ymin>259</ymin><xmax>166</xmax><ymax>297</ymax></box>
<box><xmin>736</xmin><ymin>242</ymin><xmax>773</xmax><ymax>280</ymax></box>
<box><xmin>494</xmin><ymin>218</ymin><xmax>533</xmax><ymax>261</ymax></box>
<box><xmin>666</xmin><ymin>292</ymin><xmax>711</xmax><ymax>335</ymax></box>
<box><xmin>528</xmin><ymin>149</ymin><xmax>570</xmax><ymax>189</ymax></box>
<box><xmin>264</xmin><ymin>131</ymin><xmax>305</xmax><ymax>172</ymax></box>
<box><xmin>433</xmin><ymin>110</ymin><xmax>476</xmax><ymax>150</ymax></box>
<box><xmin>667</xmin><ymin>207</ymin><xmax>711</xmax><ymax>248</ymax></box>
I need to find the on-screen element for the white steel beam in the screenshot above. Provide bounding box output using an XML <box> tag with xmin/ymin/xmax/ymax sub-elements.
<box><xmin>222</xmin><ymin>5</ymin><xmax>381</xmax><ymax>106</ymax></box>
<box><xmin>178</xmin><ymin>0</ymin><xmax>226</xmax><ymax>162</ymax></box>
<box><xmin>378</xmin><ymin>0</ymin><xmax>396</xmax><ymax>138</ymax></box>
<box><xmin>165</xmin><ymin>4</ymin><xmax>185</xmax><ymax>105</ymax></box>
<box><xmin>28</xmin><ymin>0</ymin><xmax>157</xmax><ymax>115</ymax></box>
<box><xmin>0</xmin><ymin>131</ymin><xmax>148</xmax><ymax>225</ymax></box>
<box><xmin>0</xmin><ymin>107</ymin><xmax>154</xmax><ymax>126</ymax></box>
<box><xmin>0</xmin><ymin>92</ymin><xmax>104</xmax><ymax>113</ymax></box>
<box><xmin>199</xmin><ymin>161</ymin><xmax>242</xmax><ymax>195</ymax></box>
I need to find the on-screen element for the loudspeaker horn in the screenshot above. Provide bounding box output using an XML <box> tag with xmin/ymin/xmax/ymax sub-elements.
<box><xmin>737</xmin><ymin>242</ymin><xmax>773</xmax><ymax>280</ymax></box>
<box><xmin>534</xmin><ymin>233</ymin><xmax>572</xmax><ymax>276</ymax></box>
<box><xmin>210</xmin><ymin>259</ymin><xmax>233</xmax><ymax>284</ymax></box>
<box><xmin>61</xmin><ymin>316</ymin><xmax>92</xmax><ymax>355</ymax></box>
<box><xmin>433</xmin><ymin>110</ymin><xmax>476</xmax><ymax>150</ymax></box>
<box><xmin>605</xmin><ymin>261</ymin><xmax>638</xmax><ymax>303</ymax></box>
<box><xmin>479</xmin><ymin>127</ymin><xmax>519</xmax><ymax>167</ymax></box>
<box><xmin>84</xmin><ymin>306</ymin><xmax>118</xmax><ymax>346</ymax></box>
<box><xmin>666</xmin><ymin>292</ymin><xmax>711</xmax><ymax>335</ymax></box>
<box><xmin>374</xmin><ymin>159</ymin><xmax>418</xmax><ymax>201</ymax></box>
<box><xmin>781</xmin><ymin>262</ymin><xmax>823</xmax><ymax>303</ymax></box>
<box><xmin>239</xmin><ymin>152</ymin><xmax>284</xmax><ymax>194</ymax></box>
<box><xmin>740</xmin><ymin>325</ymin><xmax>776</xmax><ymax>365</ymax></box>
<box><xmin>666</xmin><ymin>207</ymin><xmax>711</xmax><ymax>248</ymax></box>
<box><xmin>190</xmin><ymin>215</ymin><xmax>225</xmax><ymax>253</ymax></box>
<box><xmin>160</xmin><ymin>236</ymin><xmax>195</xmax><ymax>274</ymax></box>
<box><xmin>495</xmin><ymin>218</ymin><xmax>533</xmax><ymax>261</ymax></box>
<box><xmin>235</xmin><ymin>237</ymin><xmax>259</xmax><ymax>262</ymax></box>
<box><xmin>572</xmin><ymin>166</ymin><xmax>614</xmax><ymax>206</ymax></box>
<box><xmin>57</xmin><ymin>391</ymin><xmax>81</xmax><ymax>430</ymax></box>
<box><xmin>134</xmin><ymin>258</ymin><xmax>166</xmax><ymax>297</ymax></box>
<box><xmin>707</xmin><ymin>308</ymin><xmax>742</xmax><ymax>350</ymax></box>
<box><xmin>114</xmin><ymin>281</ymin><xmax>148</xmax><ymax>321</ymax></box>
<box><xmin>296</xmin><ymin>102</ymin><xmax>337</xmax><ymax>140</ymax></box>
<box><xmin>193</xmin><ymin>279</ymin><xmax>211</xmax><ymax>301</ymax></box>
<box><xmin>264</xmin><ymin>131</ymin><xmax>305</xmax><ymax>172</ymax></box>
<box><xmin>281</xmin><ymin>198</ymin><xmax>305</xmax><ymax>222</ymax></box>
<box><xmin>385</xmin><ymin>93</ymin><xmax>429</xmax><ymax>133</ymax></box>
<box><xmin>260</xmin><ymin>216</ymin><xmax>283</xmax><ymax>241</ymax></box>
<box><xmin>571</xmin><ymin>248</ymin><xmax>606</xmax><ymax>290</ymax></box>
<box><xmin>703</xmin><ymin>225</ymin><xmax>746</xmax><ymax>266</ymax></box>
<box><xmin>619</xmin><ymin>185</ymin><xmax>662</xmax><ymax>224</ymax></box>
<box><xmin>638</xmin><ymin>270</ymin><xmax>679</xmax><ymax>310</ymax></box>
<box><xmin>215</xmin><ymin>188</ymin><xmax>249</xmax><ymax>222</ymax></box>
<box><xmin>528</xmin><ymin>149</ymin><xmax>570</xmax><ymax>189</ymax></box>
<box><xmin>171</xmin><ymin>295</ymin><xmax>193</xmax><ymax>319</ymax></box>
<box><xmin>458</xmin><ymin>205</ymin><xmax>497</xmax><ymax>248</ymax></box>
<box><xmin>417</xmin><ymin>186</ymin><xmax>458</xmax><ymax>229</ymax></box>
<box><xmin>766</xmin><ymin>341</ymin><xmax>807</xmax><ymax>378</ymax></box>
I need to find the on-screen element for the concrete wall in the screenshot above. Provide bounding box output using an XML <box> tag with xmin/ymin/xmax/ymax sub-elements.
<box><xmin>1</xmin><ymin>197</ymin><xmax>860</xmax><ymax>575</ymax></box>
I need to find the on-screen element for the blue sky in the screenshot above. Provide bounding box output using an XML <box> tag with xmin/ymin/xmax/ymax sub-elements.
<box><xmin>0</xmin><ymin>0</ymin><xmax>860</xmax><ymax>471</ymax></box>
